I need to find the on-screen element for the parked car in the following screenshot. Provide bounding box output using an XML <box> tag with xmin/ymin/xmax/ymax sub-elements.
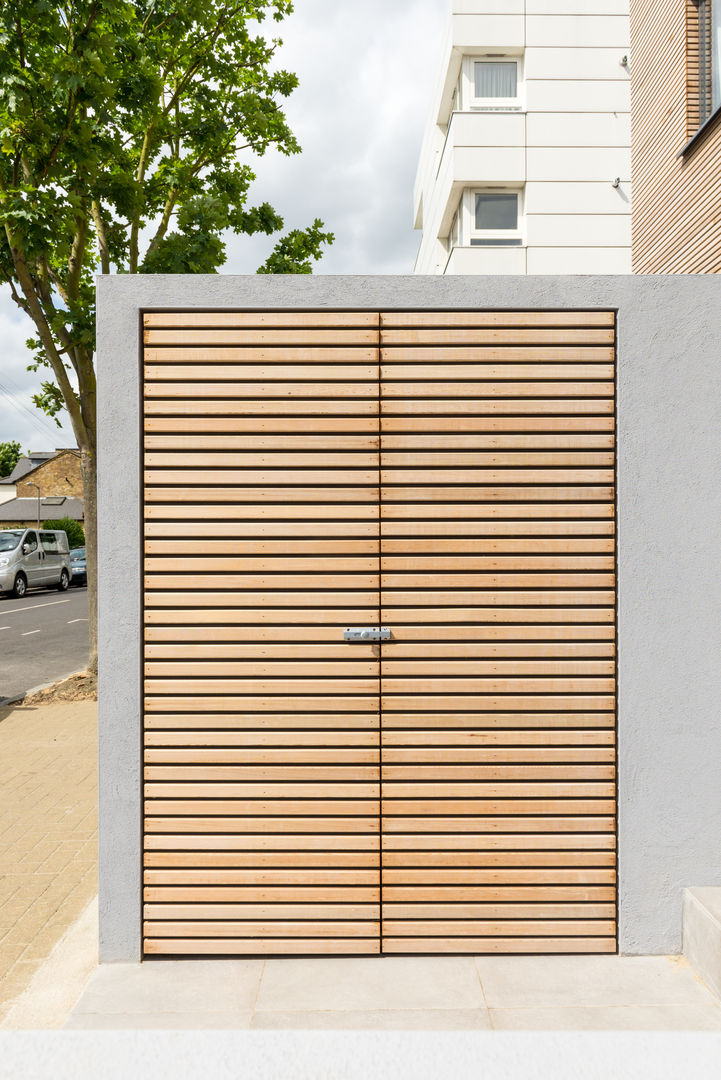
<box><xmin>69</xmin><ymin>546</ymin><xmax>87</xmax><ymax>586</ymax></box>
<box><xmin>0</xmin><ymin>528</ymin><xmax>71</xmax><ymax>598</ymax></box>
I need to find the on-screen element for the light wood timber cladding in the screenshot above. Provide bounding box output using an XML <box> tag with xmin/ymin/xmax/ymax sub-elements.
<box><xmin>142</xmin><ymin>309</ymin><xmax>381</xmax><ymax>958</ymax></box>
<box><xmin>378</xmin><ymin>310</ymin><xmax>616</xmax><ymax>956</ymax></box>
<box><xmin>631</xmin><ymin>0</ymin><xmax>721</xmax><ymax>272</ymax></box>
<box><xmin>142</xmin><ymin>308</ymin><xmax>617</xmax><ymax>958</ymax></box>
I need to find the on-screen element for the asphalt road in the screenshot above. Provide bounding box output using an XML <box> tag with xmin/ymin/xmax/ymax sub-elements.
<box><xmin>0</xmin><ymin>586</ymin><xmax>89</xmax><ymax>704</ymax></box>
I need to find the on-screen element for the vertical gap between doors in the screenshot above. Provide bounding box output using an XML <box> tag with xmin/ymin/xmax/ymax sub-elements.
<box><xmin>378</xmin><ymin>316</ymin><xmax>383</xmax><ymax>954</ymax></box>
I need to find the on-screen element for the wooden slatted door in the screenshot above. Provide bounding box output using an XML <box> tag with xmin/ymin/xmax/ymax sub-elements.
<box><xmin>142</xmin><ymin>311</ymin><xmax>382</xmax><ymax>956</ymax></box>
<box><xmin>379</xmin><ymin>311</ymin><xmax>617</xmax><ymax>955</ymax></box>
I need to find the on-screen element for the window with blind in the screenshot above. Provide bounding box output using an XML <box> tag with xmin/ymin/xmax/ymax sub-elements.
<box><xmin>447</xmin><ymin>190</ymin><xmax>525</xmax><ymax>252</ymax></box>
<box><xmin>464</xmin><ymin>57</ymin><xmax>522</xmax><ymax>111</ymax></box>
<box><xmin>693</xmin><ymin>0</ymin><xmax>720</xmax><ymax>126</ymax></box>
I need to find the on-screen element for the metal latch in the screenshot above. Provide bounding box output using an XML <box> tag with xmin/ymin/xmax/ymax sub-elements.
<box><xmin>343</xmin><ymin>628</ymin><xmax>391</xmax><ymax>642</ymax></box>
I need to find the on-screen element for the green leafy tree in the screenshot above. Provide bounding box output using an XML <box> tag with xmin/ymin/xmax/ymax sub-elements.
<box><xmin>0</xmin><ymin>440</ymin><xmax>21</xmax><ymax>478</ymax></box>
<box><xmin>0</xmin><ymin>0</ymin><xmax>333</xmax><ymax>671</ymax></box>
<box><xmin>43</xmin><ymin>516</ymin><xmax>85</xmax><ymax>548</ymax></box>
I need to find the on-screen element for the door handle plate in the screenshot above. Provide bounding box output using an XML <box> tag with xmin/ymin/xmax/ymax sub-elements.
<box><xmin>344</xmin><ymin>628</ymin><xmax>391</xmax><ymax>642</ymax></box>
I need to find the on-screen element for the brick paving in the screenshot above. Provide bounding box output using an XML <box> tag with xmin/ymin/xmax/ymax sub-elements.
<box><xmin>0</xmin><ymin>700</ymin><xmax>97</xmax><ymax>1022</ymax></box>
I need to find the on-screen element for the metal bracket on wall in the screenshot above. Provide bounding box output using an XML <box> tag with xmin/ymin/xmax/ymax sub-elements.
<box><xmin>343</xmin><ymin>628</ymin><xmax>391</xmax><ymax>642</ymax></box>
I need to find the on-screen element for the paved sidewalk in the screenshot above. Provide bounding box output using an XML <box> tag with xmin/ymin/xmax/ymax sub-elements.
<box><xmin>0</xmin><ymin>700</ymin><xmax>97</xmax><ymax>1022</ymax></box>
<box><xmin>66</xmin><ymin>954</ymin><xmax>721</xmax><ymax>1031</ymax></box>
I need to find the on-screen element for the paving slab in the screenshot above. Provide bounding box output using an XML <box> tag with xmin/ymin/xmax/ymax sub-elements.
<box><xmin>254</xmin><ymin>956</ymin><xmax>485</xmax><ymax>1013</ymax></box>
<box><xmin>474</xmin><ymin>955</ymin><xmax>717</xmax><ymax>1009</ymax></box>
<box><xmin>73</xmin><ymin>959</ymin><xmax>263</xmax><ymax>1017</ymax></box>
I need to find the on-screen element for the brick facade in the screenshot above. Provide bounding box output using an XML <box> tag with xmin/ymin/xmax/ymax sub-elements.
<box><xmin>19</xmin><ymin>450</ymin><xmax>83</xmax><ymax>499</ymax></box>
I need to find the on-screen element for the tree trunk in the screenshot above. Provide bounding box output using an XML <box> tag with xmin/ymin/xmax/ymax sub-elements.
<box><xmin>80</xmin><ymin>442</ymin><xmax>98</xmax><ymax>675</ymax></box>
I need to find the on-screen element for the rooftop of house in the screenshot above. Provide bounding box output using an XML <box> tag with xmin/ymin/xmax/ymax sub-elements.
<box><xmin>0</xmin><ymin>448</ymin><xmax>80</xmax><ymax>485</ymax></box>
<box><xmin>0</xmin><ymin>496</ymin><xmax>84</xmax><ymax>522</ymax></box>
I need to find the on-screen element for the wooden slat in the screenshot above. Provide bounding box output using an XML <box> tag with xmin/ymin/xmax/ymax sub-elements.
<box><xmin>146</xmin><ymin>400</ymin><xmax>379</xmax><ymax>417</ymax></box>
<box><xmin>380</xmin><ymin>312</ymin><xmax>615</xmax><ymax>328</ymax></box>
<box><xmin>144</xmin><ymin>329</ymin><xmax>379</xmax><ymax>345</ymax></box>
<box><xmin>383</xmin><ymin>834</ymin><xmax>615</xmax><ymax>850</ymax></box>
<box><xmin>145</xmin><ymin>435</ymin><xmax>380</xmax><ymax>450</ymax></box>
<box><xmin>145</xmin><ymin>904</ymin><xmax>380</xmax><ymax>918</ymax></box>
<box><xmin>144</xmin><ymin>852</ymin><xmax>379</xmax><ymax>869</ymax></box>
<box><xmin>146</xmin><ymin>834</ymin><xmax>379</xmax><ymax>850</ymax></box>
<box><xmin>145</xmin><ymin>939</ymin><xmax>381</xmax><ymax>955</ymax></box>
<box><xmin>380</xmin><ymin>416</ymin><xmax>615</xmax><ymax>431</ymax></box>
<box><xmin>145</xmin><ymin>626</ymin><xmax>614</xmax><ymax>643</ymax></box>
<box><xmin>382</xmin><ymin>399</ymin><xmax>614</xmax><ymax>416</ymax></box>
<box><xmin>381</xmin><ymin>330</ymin><xmax>614</xmax><ymax>345</ymax></box>
<box><xmin>382</xmin><ymin>435</ymin><xmax>615</xmax><ymax>449</ymax></box>
<box><xmin>143</xmin><ymin>312</ymin><xmax>381</xmax><ymax>328</ymax></box>
<box><xmin>381</xmin><ymin>382</ymin><xmax>614</xmax><ymax>399</ymax></box>
<box><xmin>381</xmin><ymin>365</ymin><xmax>614</xmax><ymax>381</ymax></box>
<box><xmin>381</xmin><ymin>452</ymin><xmax>614</xmax><ymax>466</ymax></box>
<box><xmin>380</xmin><ymin>347</ymin><xmax>615</xmax><ymax>362</ymax></box>
<box><xmin>143</xmin><ymin>921</ymin><xmax>381</xmax><ymax>938</ymax></box>
<box><xmin>381</xmin><ymin>939</ymin><xmax>615</xmax><ymax>954</ymax></box>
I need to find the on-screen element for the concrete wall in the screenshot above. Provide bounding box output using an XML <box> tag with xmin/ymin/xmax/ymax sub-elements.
<box><xmin>97</xmin><ymin>273</ymin><xmax>721</xmax><ymax>960</ymax></box>
<box><xmin>413</xmin><ymin>1</ymin><xmax>631</xmax><ymax>275</ymax></box>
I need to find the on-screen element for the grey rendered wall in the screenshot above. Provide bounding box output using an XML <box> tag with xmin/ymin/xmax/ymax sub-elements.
<box><xmin>97</xmin><ymin>274</ymin><xmax>721</xmax><ymax>960</ymax></box>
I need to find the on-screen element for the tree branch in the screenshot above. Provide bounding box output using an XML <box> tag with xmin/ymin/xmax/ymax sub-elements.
<box><xmin>129</xmin><ymin>123</ymin><xmax>156</xmax><ymax>272</ymax></box>
<box><xmin>143</xmin><ymin>189</ymin><xmax>178</xmax><ymax>262</ymax></box>
<box><xmin>92</xmin><ymin>201</ymin><xmax>111</xmax><ymax>274</ymax></box>
<box><xmin>67</xmin><ymin>202</ymin><xmax>89</xmax><ymax>300</ymax></box>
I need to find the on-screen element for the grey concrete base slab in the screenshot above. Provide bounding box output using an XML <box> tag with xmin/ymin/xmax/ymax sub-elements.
<box><xmin>491</xmin><ymin>1005</ymin><xmax>721</xmax><ymax>1031</ymax></box>
<box><xmin>251</xmin><ymin>1009</ymin><xmax>491</xmax><ymax>1031</ymax></box>
<box><xmin>684</xmin><ymin>888</ymin><xmax>721</xmax><ymax>1000</ymax></box>
<box><xmin>65</xmin><ymin>1011</ymin><xmax>252</xmax><ymax>1030</ymax></box>
<box><xmin>69</xmin><ymin>960</ymin><xmax>263</xmax><ymax>1018</ymax></box>
<box><xmin>474</xmin><ymin>956</ymin><xmax>717</xmax><ymax>1009</ymax></box>
<box><xmin>255</xmin><ymin>957</ymin><xmax>485</xmax><ymax>1013</ymax></box>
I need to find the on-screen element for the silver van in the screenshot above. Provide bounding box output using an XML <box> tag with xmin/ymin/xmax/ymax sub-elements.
<box><xmin>0</xmin><ymin>528</ymin><xmax>71</xmax><ymax>598</ymax></box>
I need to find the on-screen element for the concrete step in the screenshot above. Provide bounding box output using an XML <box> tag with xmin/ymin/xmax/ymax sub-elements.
<box><xmin>683</xmin><ymin>888</ymin><xmax>721</xmax><ymax>1000</ymax></box>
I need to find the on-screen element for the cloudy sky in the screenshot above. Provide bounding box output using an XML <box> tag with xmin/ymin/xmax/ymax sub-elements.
<box><xmin>0</xmin><ymin>0</ymin><xmax>447</xmax><ymax>453</ymax></box>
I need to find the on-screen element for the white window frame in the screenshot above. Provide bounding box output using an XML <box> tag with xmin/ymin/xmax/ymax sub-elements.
<box><xmin>447</xmin><ymin>189</ymin><xmax>525</xmax><ymax>252</ymax></box>
<box><xmin>467</xmin><ymin>188</ymin><xmax>524</xmax><ymax>248</ymax></box>
<box><xmin>462</xmin><ymin>55</ymin><xmax>524</xmax><ymax>112</ymax></box>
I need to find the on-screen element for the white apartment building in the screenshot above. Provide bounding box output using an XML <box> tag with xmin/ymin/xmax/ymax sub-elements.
<box><xmin>413</xmin><ymin>1</ymin><xmax>632</xmax><ymax>275</ymax></box>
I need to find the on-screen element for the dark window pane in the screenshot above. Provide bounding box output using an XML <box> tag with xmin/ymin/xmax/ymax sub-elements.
<box><xmin>475</xmin><ymin>193</ymin><xmax>518</xmax><ymax>230</ymax></box>
<box><xmin>470</xmin><ymin>238</ymin><xmax>523</xmax><ymax>246</ymax></box>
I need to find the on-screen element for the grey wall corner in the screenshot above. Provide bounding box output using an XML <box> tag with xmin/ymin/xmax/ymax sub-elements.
<box><xmin>96</xmin><ymin>276</ymin><xmax>142</xmax><ymax>961</ymax></box>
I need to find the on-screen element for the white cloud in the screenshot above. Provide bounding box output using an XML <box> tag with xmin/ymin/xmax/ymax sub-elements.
<box><xmin>0</xmin><ymin>0</ymin><xmax>448</xmax><ymax>448</ymax></box>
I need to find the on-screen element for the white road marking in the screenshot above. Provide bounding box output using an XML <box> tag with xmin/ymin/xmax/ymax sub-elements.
<box><xmin>0</xmin><ymin>626</ymin><xmax>9</xmax><ymax>631</ymax></box>
<box><xmin>21</xmin><ymin>629</ymin><xmax>41</xmax><ymax>636</ymax></box>
<box><xmin>67</xmin><ymin>618</ymin><xmax>88</xmax><ymax>624</ymax></box>
<box><xmin>0</xmin><ymin>598</ymin><xmax>73</xmax><ymax>616</ymax></box>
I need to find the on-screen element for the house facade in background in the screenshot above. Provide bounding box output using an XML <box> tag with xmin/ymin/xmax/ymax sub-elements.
<box><xmin>0</xmin><ymin>448</ymin><xmax>84</xmax><ymax>528</ymax></box>
<box><xmin>631</xmin><ymin>0</ymin><xmax>721</xmax><ymax>271</ymax></box>
<box><xmin>413</xmin><ymin>1</ymin><xmax>632</xmax><ymax>275</ymax></box>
